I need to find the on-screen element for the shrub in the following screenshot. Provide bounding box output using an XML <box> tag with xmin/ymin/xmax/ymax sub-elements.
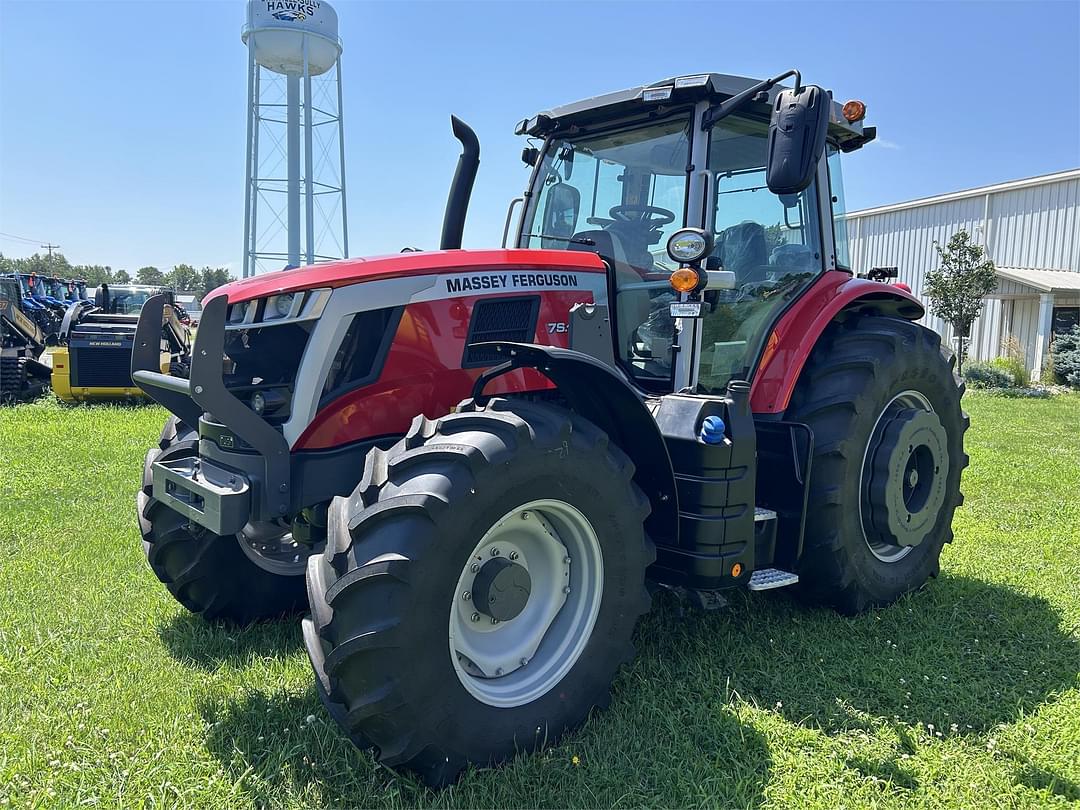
<box><xmin>989</xmin><ymin>356</ymin><xmax>1028</xmax><ymax>388</ymax></box>
<box><xmin>1051</xmin><ymin>325</ymin><xmax>1080</xmax><ymax>388</ymax></box>
<box><xmin>997</xmin><ymin>335</ymin><xmax>1030</xmax><ymax>388</ymax></box>
<box><xmin>963</xmin><ymin>362</ymin><xmax>1015</xmax><ymax>389</ymax></box>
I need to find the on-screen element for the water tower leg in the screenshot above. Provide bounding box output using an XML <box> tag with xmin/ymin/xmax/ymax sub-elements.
<box><xmin>287</xmin><ymin>73</ymin><xmax>302</xmax><ymax>269</ymax></box>
<box><xmin>337</xmin><ymin>57</ymin><xmax>349</xmax><ymax>259</ymax></box>
<box><xmin>242</xmin><ymin>47</ymin><xmax>256</xmax><ymax>278</ymax></box>
<box><xmin>303</xmin><ymin>37</ymin><xmax>315</xmax><ymax>266</ymax></box>
<box><xmin>250</xmin><ymin>67</ymin><xmax>261</xmax><ymax>274</ymax></box>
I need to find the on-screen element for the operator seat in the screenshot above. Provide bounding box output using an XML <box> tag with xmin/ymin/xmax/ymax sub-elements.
<box><xmin>717</xmin><ymin>221</ymin><xmax>769</xmax><ymax>285</ymax></box>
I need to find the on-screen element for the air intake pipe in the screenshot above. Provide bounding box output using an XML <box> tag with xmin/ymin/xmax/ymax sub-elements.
<box><xmin>440</xmin><ymin>115</ymin><xmax>480</xmax><ymax>250</ymax></box>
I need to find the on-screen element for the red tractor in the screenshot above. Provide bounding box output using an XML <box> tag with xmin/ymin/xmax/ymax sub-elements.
<box><xmin>134</xmin><ymin>71</ymin><xmax>967</xmax><ymax>786</ymax></box>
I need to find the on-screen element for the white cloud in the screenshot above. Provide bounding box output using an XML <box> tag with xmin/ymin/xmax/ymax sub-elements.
<box><xmin>870</xmin><ymin>137</ymin><xmax>901</xmax><ymax>150</ymax></box>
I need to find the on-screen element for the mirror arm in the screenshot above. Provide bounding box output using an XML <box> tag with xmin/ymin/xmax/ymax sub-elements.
<box><xmin>701</xmin><ymin>68</ymin><xmax>801</xmax><ymax>130</ymax></box>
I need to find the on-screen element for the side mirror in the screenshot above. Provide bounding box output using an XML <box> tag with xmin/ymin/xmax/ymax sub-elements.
<box><xmin>96</xmin><ymin>283</ymin><xmax>110</xmax><ymax>311</ymax></box>
<box><xmin>541</xmin><ymin>183</ymin><xmax>580</xmax><ymax>248</ymax></box>
<box><xmin>521</xmin><ymin>146</ymin><xmax>540</xmax><ymax>166</ymax></box>
<box><xmin>766</xmin><ymin>84</ymin><xmax>830</xmax><ymax>195</ymax></box>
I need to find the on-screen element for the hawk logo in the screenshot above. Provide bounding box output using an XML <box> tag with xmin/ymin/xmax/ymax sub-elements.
<box><xmin>265</xmin><ymin>1</ymin><xmax>320</xmax><ymax>22</ymax></box>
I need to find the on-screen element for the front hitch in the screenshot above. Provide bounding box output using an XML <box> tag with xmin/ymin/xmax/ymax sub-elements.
<box><xmin>132</xmin><ymin>294</ymin><xmax>293</xmax><ymax>523</ymax></box>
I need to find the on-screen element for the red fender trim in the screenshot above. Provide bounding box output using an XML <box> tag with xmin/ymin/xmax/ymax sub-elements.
<box><xmin>749</xmin><ymin>271</ymin><xmax>925</xmax><ymax>414</ymax></box>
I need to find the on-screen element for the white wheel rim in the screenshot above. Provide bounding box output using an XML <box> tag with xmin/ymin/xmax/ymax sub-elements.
<box><xmin>448</xmin><ymin>499</ymin><xmax>604</xmax><ymax>708</ymax></box>
<box><xmin>859</xmin><ymin>389</ymin><xmax>934</xmax><ymax>564</ymax></box>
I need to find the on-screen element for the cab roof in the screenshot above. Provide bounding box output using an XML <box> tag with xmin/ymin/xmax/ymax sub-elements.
<box><xmin>524</xmin><ymin>72</ymin><xmax>873</xmax><ymax>152</ymax></box>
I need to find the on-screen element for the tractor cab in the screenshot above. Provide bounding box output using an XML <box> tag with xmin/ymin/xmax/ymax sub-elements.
<box><xmin>514</xmin><ymin>72</ymin><xmax>874</xmax><ymax>395</ymax></box>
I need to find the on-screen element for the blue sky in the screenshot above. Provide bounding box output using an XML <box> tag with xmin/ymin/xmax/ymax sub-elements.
<box><xmin>1</xmin><ymin>0</ymin><xmax>1078</xmax><ymax>273</ymax></box>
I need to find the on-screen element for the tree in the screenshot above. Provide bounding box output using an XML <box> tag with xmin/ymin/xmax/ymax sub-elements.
<box><xmin>137</xmin><ymin>265</ymin><xmax>165</xmax><ymax>286</ymax></box>
<box><xmin>73</xmin><ymin>265</ymin><xmax>116</xmax><ymax>287</ymax></box>
<box><xmin>199</xmin><ymin>266</ymin><xmax>232</xmax><ymax>298</ymax></box>
<box><xmin>166</xmin><ymin>263</ymin><xmax>200</xmax><ymax>292</ymax></box>
<box><xmin>924</xmin><ymin>230</ymin><xmax>997</xmax><ymax>372</ymax></box>
<box><xmin>1051</xmin><ymin>326</ymin><xmax>1080</xmax><ymax>387</ymax></box>
<box><xmin>113</xmin><ymin>269</ymin><xmax>131</xmax><ymax>284</ymax></box>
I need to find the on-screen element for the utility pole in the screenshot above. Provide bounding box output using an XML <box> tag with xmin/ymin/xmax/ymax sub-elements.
<box><xmin>40</xmin><ymin>243</ymin><xmax>60</xmax><ymax>260</ymax></box>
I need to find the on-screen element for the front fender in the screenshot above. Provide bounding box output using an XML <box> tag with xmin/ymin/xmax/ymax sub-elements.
<box><xmin>472</xmin><ymin>342</ymin><xmax>679</xmax><ymax>546</ymax></box>
<box><xmin>750</xmin><ymin>271</ymin><xmax>924</xmax><ymax>414</ymax></box>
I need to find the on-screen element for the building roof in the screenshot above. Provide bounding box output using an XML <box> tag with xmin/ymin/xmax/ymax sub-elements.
<box><xmin>997</xmin><ymin>267</ymin><xmax>1080</xmax><ymax>293</ymax></box>
<box><xmin>846</xmin><ymin>168</ymin><xmax>1080</xmax><ymax>219</ymax></box>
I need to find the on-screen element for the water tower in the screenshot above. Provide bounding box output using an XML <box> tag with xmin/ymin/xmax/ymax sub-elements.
<box><xmin>241</xmin><ymin>0</ymin><xmax>348</xmax><ymax>277</ymax></box>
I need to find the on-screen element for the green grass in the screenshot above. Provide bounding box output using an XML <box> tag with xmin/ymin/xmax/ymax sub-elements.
<box><xmin>1</xmin><ymin>395</ymin><xmax>1078</xmax><ymax>808</ymax></box>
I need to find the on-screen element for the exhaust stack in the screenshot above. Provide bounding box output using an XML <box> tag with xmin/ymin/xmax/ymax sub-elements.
<box><xmin>440</xmin><ymin>116</ymin><xmax>480</xmax><ymax>250</ymax></box>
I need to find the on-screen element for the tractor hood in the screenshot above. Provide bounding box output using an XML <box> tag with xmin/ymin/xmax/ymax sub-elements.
<box><xmin>206</xmin><ymin>249</ymin><xmax>606</xmax><ymax>305</ymax></box>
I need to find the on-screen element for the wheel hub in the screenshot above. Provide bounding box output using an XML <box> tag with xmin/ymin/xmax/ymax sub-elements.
<box><xmin>865</xmin><ymin>406</ymin><xmax>949</xmax><ymax>552</ymax></box>
<box><xmin>472</xmin><ymin>558</ymin><xmax>532</xmax><ymax>621</ymax></box>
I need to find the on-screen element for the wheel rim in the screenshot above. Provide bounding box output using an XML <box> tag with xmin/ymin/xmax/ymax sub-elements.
<box><xmin>236</xmin><ymin>522</ymin><xmax>317</xmax><ymax>575</ymax></box>
<box><xmin>449</xmin><ymin>499</ymin><xmax>604</xmax><ymax>708</ymax></box>
<box><xmin>859</xmin><ymin>390</ymin><xmax>949</xmax><ymax>563</ymax></box>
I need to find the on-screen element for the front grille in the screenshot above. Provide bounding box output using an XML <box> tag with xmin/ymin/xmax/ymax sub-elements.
<box><xmin>71</xmin><ymin>346</ymin><xmax>133</xmax><ymax>388</ymax></box>
<box><xmin>463</xmin><ymin>296</ymin><xmax>540</xmax><ymax>367</ymax></box>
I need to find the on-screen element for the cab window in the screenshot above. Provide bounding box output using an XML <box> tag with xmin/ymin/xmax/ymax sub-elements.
<box><xmin>699</xmin><ymin>115</ymin><xmax>824</xmax><ymax>393</ymax></box>
<box><xmin>519</xmin><ymin>116</ymin><xmax>692</xmax><ymax>390</ymax></box>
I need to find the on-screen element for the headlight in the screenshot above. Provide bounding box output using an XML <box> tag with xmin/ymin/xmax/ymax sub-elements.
<box><xmin>265</xmin><ymin>294</ymin><xmax>295</xmax><ymax>320</ymax></box>
<box><xmin>666</xmin><ymin>228</ymin><xmax>714</xmax><ymax>265</ymax></box>
<box><xmin>250</xmin><ymin>388</ymin><xmax>287</xmax><ymax>417</ymax></box>
<box><xmin>228</xmin><ymin>301</ymin><xmax>250</xmax><ymax>323</ymax></box>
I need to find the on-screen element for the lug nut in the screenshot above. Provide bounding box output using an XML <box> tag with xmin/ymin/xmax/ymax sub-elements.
<box><xmin>520</xmin><ymin>657</ymin><xmax>528</xmax><ymax>667</ymax></box>
<box><xmin>509</xmin><ymin>551</ymin><xmax>519</xmax><ymax>561</ymax></box>
<box><xmin>495</xmin><ymin>668</ymin><xmax>503</xmax><ymax>676</ymax></box>
<box><xmin>563</xmin><ymin>586</ymin><xmax>571</xmax><ymax>594</ymax></box>
<box><xmin>490</xmin><ymin>617</ymin><xmax>499</xmax><ymax>625</ymax></box>
<box><xmin>470</xmin><ymin>562</ymin><xmax>480</xmax><ymax>573</ymax></box>
<box><xmin>521</xmin><ymin>511</ymin><xmax>530</xmax><ymax>520</ymax></box>
<box><xmin>490</xmin><ymin>548</ymin><xmax>500</xmax><ymax>557</ymax></box>
<box><xmin>462</xmin><ymin>591</ymin><xmax>471</xmax><ymax>601</ymax></box>
<box><xmin>564</xmin><ymin>556</ymin><xmax>571</xmax><ymax>564</ymax></box>
<box><xmin>470</xmin><ymin>612</ymin><xmax>480</xmax><ymax>622</ymax></box>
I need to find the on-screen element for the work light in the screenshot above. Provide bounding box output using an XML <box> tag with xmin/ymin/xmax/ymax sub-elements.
<box><xmin>666</xmin><ymin>228</ymin><xmax>713</xmax><ymax>265</ymax></box>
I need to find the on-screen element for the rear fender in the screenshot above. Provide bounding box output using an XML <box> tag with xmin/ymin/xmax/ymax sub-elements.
<box><xmin>750</xmin><ymin>271</ymin><xmax>924</xmax><ymax>414</ymax></box>
<box><xmin>471</xmin><ymin>342</ymin><xmax>679</xmax><ymax>546</ymax></box>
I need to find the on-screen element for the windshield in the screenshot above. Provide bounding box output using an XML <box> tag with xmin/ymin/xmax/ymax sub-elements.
<box><xmin>520</xmin><ymin>115</ymin><xmax>692</xmax><ymax>388</ymax></box>
<box><xmin>107</xmin><ymin>286</ymin><xmax>162</xmax><ymax>315</ymax></box>
<box><xmin>697</xmin><ymin>114</ymin><xmax>824</xmax><ymax>393</ymax></box>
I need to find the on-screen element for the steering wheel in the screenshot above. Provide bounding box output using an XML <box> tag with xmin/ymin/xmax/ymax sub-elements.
<box><xmin>609</xmin><ymin>205</ymin><xmax>676</xmax><ymax>227</ymax></box>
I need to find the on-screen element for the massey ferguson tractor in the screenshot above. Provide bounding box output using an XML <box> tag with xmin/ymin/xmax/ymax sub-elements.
<box><xmin>133</xmin><ymin>71</ymin><xmax>967</xmax><ymax>786</ymax></box>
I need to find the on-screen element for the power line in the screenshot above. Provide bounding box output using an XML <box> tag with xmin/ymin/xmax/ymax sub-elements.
<box><xmin>0</xmin><ymin>230</ymin><xmax>48</xmax><ymax>246</ymax></box>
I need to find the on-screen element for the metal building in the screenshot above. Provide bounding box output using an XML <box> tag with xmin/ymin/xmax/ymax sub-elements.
<box><xmin>846</xmin><ymin>169</ymin><xmax>1080</xmax><ymax>379</ymax></box>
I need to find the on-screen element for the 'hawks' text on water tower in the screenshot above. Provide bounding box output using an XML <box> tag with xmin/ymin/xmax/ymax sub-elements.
<box><xmin>241</xmin><ymin>0</ymin><xmax>348</xmax><ymax>276</ymax></box>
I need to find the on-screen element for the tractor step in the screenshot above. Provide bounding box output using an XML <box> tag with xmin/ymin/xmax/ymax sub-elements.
<box><xmin>754</xmin><ymin>507</ymin><xmax>777</xmax><ymax>522</ymax></box>
<box><xmin>747</xmin><ymin>568</ymin><xmax>799</xmax><ymax>591</ymax></box>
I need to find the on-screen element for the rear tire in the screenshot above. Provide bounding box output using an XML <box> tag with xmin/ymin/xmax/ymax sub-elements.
<box><xmin>304</xmin><ymin>398</ymin><xmax>654</xmax><ymax>786</ymax></box>
<box><xmin>786</xmin><ymin>316</ymin><xmax>969</xmax><ymax>614</ymax></box>
<box><xmin>137</xmin><ymin>416</ymin><xmax>307</xmax><ymax>623</ymax></box>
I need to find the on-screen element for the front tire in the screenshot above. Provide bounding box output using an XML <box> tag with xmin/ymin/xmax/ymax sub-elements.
<box><xmin>304</xmin><ymin>398</ymin><xmax>654</xmax><ymax>786</ymax></box>
<box><xmin>787</xmin><ymin>316</ymin><xmax>969</xmax><ymax>614</ymax></box>
<box><xmin>137</xmin><ymin>417</ymin><xmax>308</xmax><ymax>623</ymax></box>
